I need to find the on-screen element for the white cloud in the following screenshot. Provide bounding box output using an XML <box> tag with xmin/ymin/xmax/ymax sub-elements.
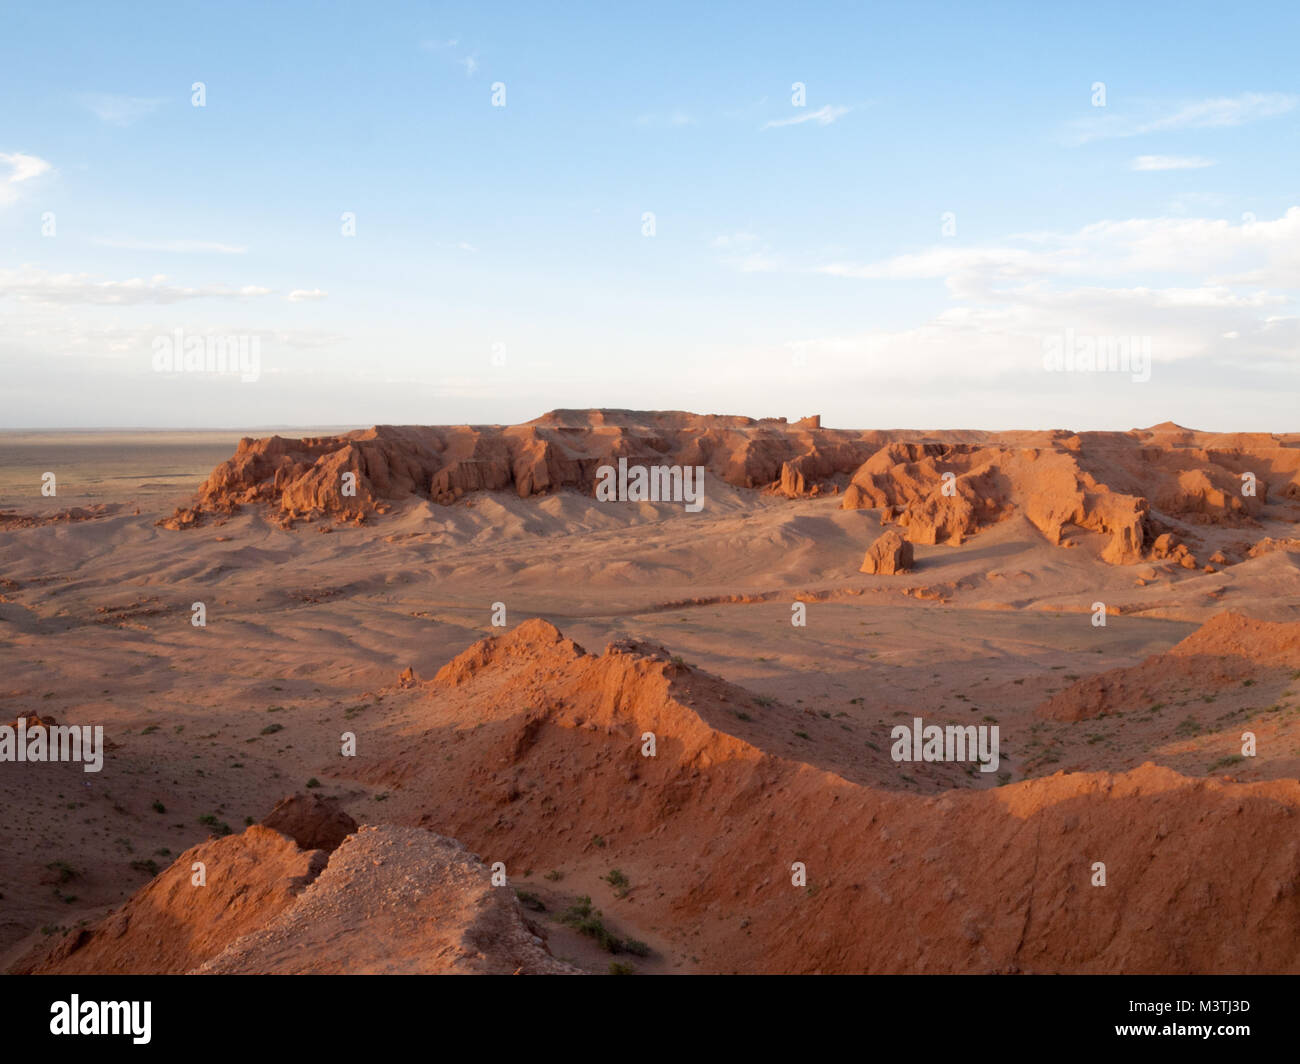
<box><xmin>287</xmin><ymin>289</ymin><xmax>328</xmax><ymax>302</ymax></box>
<box><xmin>819</xmin><ymin>209</ymin><xmax>1300</xmax><ymax>291</ymax></box>
<box><xmin>0</xmin><ymin>266</ymin><xmax>279</xmax><ymax>305</ymax></box>
<box><xmin>0</xmin><ymin>152</ymin><xmax>52</xmax><ymax>206</ymax></box>
<box><xmin>1145</xmin><ymin>92</ymin><xmax>1296</xmax><ymax>131</ymax></box>
<box><xmin>788</xmin><ymin>208</ymin><xmax>1300</xmax><ymax>384</ymax></box>
<box><xmin>77</xmin><ymin>93</ymin><xmax>163</xmax><ymax>126</ymax></box>
<box><xmin>819</xmin><ymin>246</ymin><xmax>1066</xmax><ymax>283</ymax></box>
<box><xmin>762</xmin><ymin>104</ymin><xmax>849</xmax><ymax>129</ymax></box>
<box><xmin>1066</xmin><ymin>91</ymin><xmax>1297</xmax><ymax>144</ymax></box>
<box><xmin>460</xmin><ymin>55</ymin><xmax>479</xmax><ymax>76</ymax></box>
<box><xmin>1132</xmin><ymin>154</ymin><xmax>1215</xmax><ymax>171</ymax></box>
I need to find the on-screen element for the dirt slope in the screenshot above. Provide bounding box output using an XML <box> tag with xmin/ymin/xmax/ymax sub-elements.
<box><xmin>1038</xmin><ymin>612</ymin><xmax>1300</xmax><ymax>722</ymax></box>
<box><xmin>14</xmin><ymin>825</ymin><xmax>326</xmax><ymax>975</ymax></box>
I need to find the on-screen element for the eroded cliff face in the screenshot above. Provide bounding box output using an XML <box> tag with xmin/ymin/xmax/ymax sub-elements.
<box><xmin>158</xmin><ymin>411</ymin><xmax>1300</xmax><ymax>567</ymax></box>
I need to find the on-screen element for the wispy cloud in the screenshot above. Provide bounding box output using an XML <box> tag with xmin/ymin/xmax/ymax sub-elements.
<box><xmin>76</xmin><ymin>93</ymin><xmax>164</xmax><ymax>126</ymax></box>
<box><xmin>1132</xmin><ymin>154</ymin><xmax>1215</xmax><ymax>171</ymax></box>
<box><xmin>0</xmin><ymin>152</ymin><xmax>52</xmax><ymax>206</ymax></box>
<box><xmin>789</xmin><ymin>208</ymin><xmax>1300</xmax><ymax>382</ymax></box>
<box><xmin>287</xmin><ymin>288</ymin><xmax>327</xmax><ymax>302</ymax></box>
<box><xmin>762</xmin><ymin>104</ymin><xmax>849</xmax><ymax>130</ymax></box>
<box><xmin>421</xmin><ymin>36</ymin><xmax>480</xmax><ymax>78</ymax></box>
<box><xmin>93</xmin><ymin>237</ymin><xmax>248</xmax><ymax>254</ymax></box>
<box><xmin>0</xmin><ymin>266</ymin><xmax>280</xmax><ymax>305</ymax></box>
<box><xmin>815</xmin><ymin>208</ymin><xmax>1300</xmax><ymax>289</ymax></box>
<box><xmin>1066</xmin><ymin>91</ymin><xmax>1296</xmax><ymax>144</ymax></box>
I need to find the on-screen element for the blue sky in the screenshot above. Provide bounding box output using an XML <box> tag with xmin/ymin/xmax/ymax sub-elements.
<box><xmin>1</xmin><ymin>1</ymin><xmax>1297</xmax><ymax>429</ymax></box>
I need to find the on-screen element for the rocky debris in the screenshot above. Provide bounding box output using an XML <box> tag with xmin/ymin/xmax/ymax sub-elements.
<box><xmin>859</xmin><ymin>529</ymin><xmax>915</xmax><ymax>574</ymax></box>
<box><xmin>0</xmin><ymin>504</ymin><xmax>114</xmax><ymax>530</ymax></box>
<box><xmin>261</xmin><ymin>793</ymin><xmax>358</xmax><ymax>853</ymax></box>
<box><xmin>196</xmin><ymin>826</ymin><xmax>579</xmax><ymax>974</ymax></box>
<box><xmin>1248</xmin><ymin>537</ymin><xmax>1300</xmax><ymax>558</ymax></box>
<box><xmin>397</xmin><ymin>665</ymin><xmax>417</xmax><ymax>688</ymax></box>
<box><xmin>1150</xmin><ymin>532</ymin><xmax>1199</xmax><ymax>569</ymax></box>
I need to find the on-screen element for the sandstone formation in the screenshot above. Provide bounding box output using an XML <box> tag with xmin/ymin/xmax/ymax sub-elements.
<box><xmin>18</xmin><ymin>816</ymin><xmax>574</xmax><ymax>976</ymax></box>
<box><xmin>157</xmin><ymin>412</ymin><xmax>1300</xmax><ymax>569</ymax></box>
<box><xmin>859</xmin><ymin>529</ymin><xmax>914</xmax><ymax>574</ymax></box>
<box><xmin>15</xmin><ymin>825</ymin><xmax>326</xmax><ymax>974</ymax></box>
<box><xmin>198</xmin><ymin>826</ymin><xmax>579</xmax><ymax>975</ymax></box>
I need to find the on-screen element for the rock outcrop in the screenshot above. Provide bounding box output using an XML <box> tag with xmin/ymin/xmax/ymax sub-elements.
<box><xmin>197</xmin><ymin>826</ymin><xmax>579</xmax><ymax>975</ymax></box>
<box><xmin>157</xmin><ymin>411</ymin><xmax>1300</xmax><ymax>568</ymax></box>
<box><xmin>860</xmin><ymin>529</ymin><xmax>914</xmax><ymax>574</ymax></box>
<box><xmin>17</xmin><ymin>815</ymin><xmax>574</xmax><ymax>976</ymax></box>
<box><xmin>14</xmin><ymin>825</ymin><xmax>326</xmax><ymax>974</ymax></box>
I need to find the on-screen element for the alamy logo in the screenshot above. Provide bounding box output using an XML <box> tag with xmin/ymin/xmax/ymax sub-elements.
<box><xmin>0</xmin><ymin>717</ymin><xmax>104</xmax><ymax>772</ymax></box>
<box><xmin>151</xmin><ymin>328</ymin><xmax>261</xmax><ymax>382</ymax></box>
<box><xmin>594</xmin><ymin>457</ymin><xmax>705</xmax><ymax>512</ymax></box>
<box><xmin>50</xmin><ymin>995</ymin><xmax>151</xmax><ymax>1044</ymax></box>
<box><xmin>891</xmin><ymin>717</ymin><xmax>1000</xmax><ymax>773</ymax></box>
<box><xmin>1042</xmin><ymin>330</ymin><xmax>1151</xmax><ymax>383</ymax></box>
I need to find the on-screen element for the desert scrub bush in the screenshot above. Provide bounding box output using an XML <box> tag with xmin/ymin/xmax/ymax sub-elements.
<box><xmin>198</xmin><ymin>814</ymin><xmax>232</xmax><ymax>836</ymax></box>
<box><xmin>559</xmin><ymin>895</ymin><xmax>643</xmax><ymax>955</ymax></box>
<box><xmin>45</xmin><ymin>861</ymin><xmax>77</xmax><ymax>884</ymax></box>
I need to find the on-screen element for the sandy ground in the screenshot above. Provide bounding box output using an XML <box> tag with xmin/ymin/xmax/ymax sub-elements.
<box><xmin>2</xmin><ymin>430</ymin><xmax>1298</xmax><ymax>971</ymax></box>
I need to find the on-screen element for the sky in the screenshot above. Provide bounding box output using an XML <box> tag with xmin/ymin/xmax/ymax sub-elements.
<box><xmin>1</xmin><ymin>0</ymin><xmax>1297</xmax><ymax>431</ymax></box>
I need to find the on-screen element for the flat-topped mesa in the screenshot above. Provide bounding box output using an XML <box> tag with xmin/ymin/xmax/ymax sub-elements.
<box><xmin>157</xmin><ymin>411</ymin><xmax>1300</xmax><ymax>566</ymax></box>
<box><xmin>157</xmin><ymin>412</ymin><xmax>891</xmax><ymax>528</ymax></box>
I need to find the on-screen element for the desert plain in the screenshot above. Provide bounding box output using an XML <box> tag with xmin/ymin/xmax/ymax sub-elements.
<box><xmin>2</xmin><ymin>410</ymin><xmax>1299</xmax><ymax>974</ymax></box>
